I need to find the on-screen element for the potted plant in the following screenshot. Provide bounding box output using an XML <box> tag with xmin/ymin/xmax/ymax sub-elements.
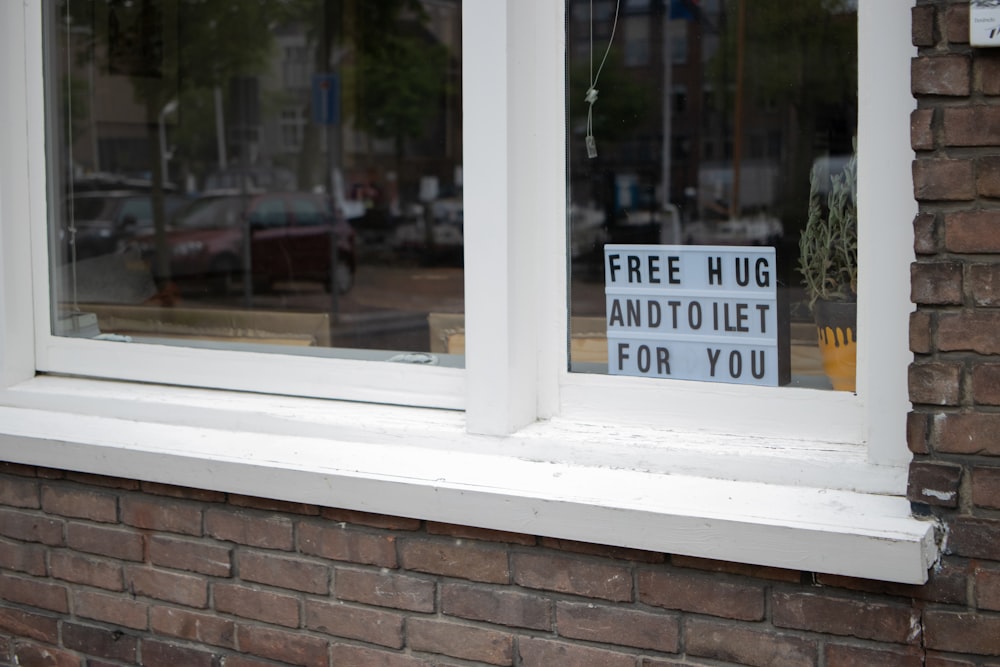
<box><xmin>798</xmin><ymin>147</ymin><xmax>857</xmax><ymax>391</ymax></box>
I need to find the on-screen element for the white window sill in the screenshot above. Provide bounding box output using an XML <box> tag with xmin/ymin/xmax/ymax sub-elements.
<box><xmin>0</xmin><ymin>375</ymin><xmax>937</xmax><ymax>584</ymax></box>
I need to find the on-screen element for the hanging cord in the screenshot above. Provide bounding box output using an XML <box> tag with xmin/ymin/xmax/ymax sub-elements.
<box><xmin>585</xmin><ymin>0</ymin><xmax>621</xmax><ymax>159</ymax></box>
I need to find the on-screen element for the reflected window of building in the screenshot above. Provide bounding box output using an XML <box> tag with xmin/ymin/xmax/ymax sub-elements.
<box><xmin>567</xmin><ymin>0</ymin><xmax>859</xmax><ymax>391</ymax></box>
<box><xmin>48</xmin><ymin>0</ymin><xmax>463</xmax><ymax>364</ymax></box>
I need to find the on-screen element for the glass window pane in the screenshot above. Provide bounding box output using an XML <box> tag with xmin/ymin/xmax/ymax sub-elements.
<box><xmin>568</xmin><ymin>0</ymin><xmax>858</xmax><ymax>391</ymax></box>
<box><xmin>48</xmin><ymin>0</ymin><xmax>463</xmax><ymax>364</ymax></box>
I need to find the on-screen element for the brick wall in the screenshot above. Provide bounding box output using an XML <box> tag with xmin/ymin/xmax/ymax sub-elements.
<box><xmin>0</xmin><ymin>463</ymin><xmax>978</xmax><ymax>667</ymax></box>
<box><xmin>3</xmin><ymin>1</ymin><xmax>1000</xmax><ymax>666</ymax></box>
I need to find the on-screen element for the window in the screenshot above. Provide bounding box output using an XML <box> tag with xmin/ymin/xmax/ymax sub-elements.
<box><xmin>0</xmin><ymin>0</ymin><xmax>934</xmax><ymax>584</ymax></box>
<box><xmin>42</xmin><ymin>0</ymin><xmax>466</xmax><ymax>407</ymax></box>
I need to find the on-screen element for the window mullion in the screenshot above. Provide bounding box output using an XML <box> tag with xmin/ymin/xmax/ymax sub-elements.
<box><xmin>464</xmin><ymin>1</ymin><xmax>565</xmax><ymax>435</ymax></box>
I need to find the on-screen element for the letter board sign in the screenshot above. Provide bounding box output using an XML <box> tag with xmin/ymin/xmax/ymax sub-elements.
<box><xmin>605</xmin><ymin>244</ymin><xmax>788</xmax><ymax>386</ymax></box>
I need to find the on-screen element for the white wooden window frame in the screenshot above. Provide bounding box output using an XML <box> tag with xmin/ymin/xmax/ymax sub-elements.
<box><xmin>0</xmin><ymin>0</ymin><xmax>936</xmax><ymax>584</ymax></box>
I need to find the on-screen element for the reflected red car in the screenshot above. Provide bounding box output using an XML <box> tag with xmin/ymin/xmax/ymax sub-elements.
<box><xmin>134</xmin><ymin>192</ymin><xmax>356</xmax><ymax>294</ymax></box>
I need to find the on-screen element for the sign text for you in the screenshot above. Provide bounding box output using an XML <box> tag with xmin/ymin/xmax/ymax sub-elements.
<box><xmin>604</xmin><ymin>244</ymin><xmax>780</xmax><ymax>386</ymax></box>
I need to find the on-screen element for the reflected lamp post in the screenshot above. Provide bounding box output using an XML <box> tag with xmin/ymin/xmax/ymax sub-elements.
<box><xmin>158</xmin><ymin>98</ymin><xmax>178</xmax><ymax>186</ymax></box>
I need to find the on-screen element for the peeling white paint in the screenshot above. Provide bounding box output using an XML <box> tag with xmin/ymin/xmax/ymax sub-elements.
<box><xmin>922</xmin><ymin>488</ymin><xmax>956</xmax><ymax>501</ymax></box>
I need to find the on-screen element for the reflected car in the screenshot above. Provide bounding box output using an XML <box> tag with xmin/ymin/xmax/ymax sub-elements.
<box><xmin>60</xmin><ymin>190</ymin><xmax>188</xmax><ymax>261</ymax></box>
<box><xmin>132</xmin><ymin>192</ymin><xmax>356</xmax><ymax>294</ymax></box>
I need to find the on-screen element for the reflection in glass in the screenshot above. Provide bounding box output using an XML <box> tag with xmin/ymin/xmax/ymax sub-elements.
<box><xmin>49</xmin><ymin>0</ymin><xmax>463</xmax><ymax>364</ymax></box>
<box><xmin>567</xmin><ymin>0</ymin><xmax>858</xmax><ymax>390</ymax></box>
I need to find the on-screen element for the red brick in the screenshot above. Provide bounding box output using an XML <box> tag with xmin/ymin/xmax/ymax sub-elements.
<box><xmin>140</xmin><ymin>639</ymin><xmax>217</xmax><ymax>667</ymax></box>
<box><xmin>943</xmin><ymin>107</ymin><xmax>1000</xmax><ymax>146</ymax></box>
<box><xmin>237</xmin><ymin>625</ymin><xmax>328</xmax><ymax>667</ymax></box>
<box><xmin>0</xmin><ymin>508</ymin><xmax>64</xmax><ymax>546</ymax></box>
<box><xmin>978</xmin><ymin>56</ymin><xmax>1000</xmax><ymax>96</ymax></box>
<box><xmin>909</xmin><ymin>361</ymin><xmax>962</xmax><ymax>405</ymax></box>
<box><xmin>940</xmin><ymin>311</ymin><xmax>1000</xmax><ymax>355</ymax></box>
<box><xmin>0</xmin><ymin>462</ymin><xmax>40</xmax><ymax>477</ymax></box>
<box><xmin>912</xmin><ymin>55</ymin><xmax>971</xmax><ymax>96</ymax></box>
<box><xmin>13</xmin><ymin>642</ymin><xmax>81</xmax><ymax>667</ymax></box>
<box><xmin>824</xmin><ymin>643</ymin><xmax>923</xmax><ymax>667</ymax></box>
<box><xmin>237</xmin><ymin>550</ymin><xmax>328</xmax><ymax>594</ymax></box>
<box><xmin>539</xmin><ymin>537</ymin><xmax>664</xmax><ymax>563</ymax></box>
<box><xmin>973</xmin><ymin>364</ymin><xmax>1000</xmax><ymax>405</ymax></box>
<box><xmin>685</xmin><ymin>617</ymin><xmax>817</xmax><ymax>667</ymax></box>
<box><xmin>305</xmin><ymin>599</ymin><xmax>404</xmax><ymax>648</ymax></box>
<box><xmin>556</xmin><ymin>601</ymin><xmax>679</xmax><ymax>652</ymax></box>
<box><xmin>74</xmin><ymin>590</ymin><xmax>148</xmax><ymax>630</ymax></box>
<box><xmin>40</xmin><ymin>485</ymin><xmax>117</xmax><ymax>523</ymax></box>
<box><xmin>910</xmin><ymin>311</ymin><xmax>933</xmax><ymax>355</ymax></box>
<box><xmin>229</xmin><ymin>494</ymin><xmax>318</xmax><ymax>515</ymax></box>
<box><xmin>772</xmin><ymin>591</ymin><xmax>918</xmax><ymax>644</ymax></box>
<box><xmin>925</xmin><ymin>609</ymin><xmax>1000</xmax><ymax>655</ymax></box>
<box><xmin>66</xmin><ymin>523</ymin><xmax>143</xmax><ymax>561</ymax></box>
<box><xmin>976</xmin><ymin>566</ymin><xmax>1000</xmax><ymax>611</ymax></box>
<box><xmin>517</xmin><ymin>637</ymin><xmax>635</xmax><ymax>667</ymax></box>
<box><xmin>912</xmin><ymin>5</ymin><xmax>935</xmax><ymax>47</ymax></box>
<box><xmin>907</xmin><ymin>461</ymin><xmax>962</xmax><ymax>507</ymax></box>
<box><xmin>670</xmin><ymin>555</ymin><xmax>802</xmax><ymax>583</ymax></box>
<box><xmin>948</xmin><ymin>517</ymin><xmax>1000</xmax><ymax>560</ymax></box>
<box><xmin>0</xmin><ymin>476</ymin><xmax>40</xmax><ymax>508</ymax></box>
<box><xmin>945</xmin><ymin>210</ymin><xmax>1000</xmax><ymax>253</ymax></box>
<box><xmin>934</xmin><ymin>413</ymin><xmax>1000</xmax><ymax>455</ymax></box>
<box><xmin>911</xmin><ymin>263</ymin><xmax>963</xmax><ymax>305</ymax></box>
<box><xmin>329</xmin><ymin>643</ymin><xmax>428</xmax><ymax>667</ymax></box>
<box><xmin>148</xmin><ymin>535</ymin><xmax>231</xmax><ymax>576</ymax></box>
<box><xmin>334</xmin><ymin>567</ymin><xmax>435</xmax><ymax>612</ymax></box>
<box><xmin>973</xmin><ymin>466</ymin><xmax>1000</xmax><ymax>510</ymax></box>
<box><xmin>971</xmin><ymin>264</ymin><xmax>1000</xmax><ymax>306</ymax></box>
<box><xmin>0</xmin><ymin>607</ymin><xmax>59</xmax><ymax>643</ymax></box>
<box><xmin>639</xmin><ymin>569</ymin><xmax>764</xmax><ymax>621</ymax></box>
<box><xmin>212</xmin><ymin>582</ymin><xmax>299</xmax><ymax>627</ymax></box>
<box><xmin>50</xmin><ymin>551</ymin><xmax>123</xmax><ymax>590</ymax></box>
<box><xmin>926</xmin><ymin>656</ymin><xmax>977</xmax><ymax>667</ymax></box>
<box><xmin>297</xmin><ymin>521</ymin><xmax>397</xmax><ymax>567</ymax></box>
<box><xmin>139</xmin><ymin>481</ymin><xmax>225</xmax><ymax>503</ymax></box>
<box><xmin>121</xmin><ymin>495</ymin><xmax>202</xmax><ymax>536</ymax></box>
<box><xmin>816</xmin><ymin>557</ymin><xmax>968</xmax><ymax>606</ymax></box>
<box><xmin>399</xmin><ymin>537</ymin><xmax>509</xmax><ymax>583</ymax></box>
<box><xmin>0</xmin><ymin>572</ymin><xmax>69</xmax><ymax>613</ymax></box>
<box><xmin>221</xmin><ymin>657</ymin><xmax>280</xmax><ymax>667</ymax></box>
<box><xmin>126</xmin><ymin>566</ymin><xmax>208</xmax><ymax>607</ymax></box>
<box><xmin>977</xmin><ymin>157</ymin><xmax>1000</xmax><ymax>198</ymax></box>
<box><xmin>204</xmin><ymin>508</ymin><xmax>292</xmax><ymax>550</ymax></box>
<box><xmin>913</xmin><ymin>214</ymin><xmax>938</xmax><ymax>255</ymax></box>
<box><xmin>0</xmin><ymin>538</ymin><xmax>47</xmax><ymax>576</ymax></box>
<box><xmin>150</xmin><ymin>606</ymin><xmax>235</xmax><ymax>648</ymax></box>
<box><xmin>913</xmin><ymin>159</ymin><xmax>976</xmax><ymax>201</ymax></box>
<box><xmin>63</xmin><ymin>472</ymin><xmax>137</xmax><ymax>490</ymax></box>
<box><xmin>911</xmin><ymin>108</ymin><xmax>934</xmax><ymax>150</ymax></box>
<box><xmin>441</xmin><ymin>582</ymin><xmax>552</xmax><ymax>631</ymax></box>
<box><xmin>946</xmin><ymin>3</ymin><xmax>969</xmax><ymax>44</ymax></box>
<box><xmin>907</xmin><ymin>411</ymin><xmax>930</xmax><ymax>454</ymax></box>
<box><xmin>513</xmin><ymin>552</ymin><xmax>631</xmax><ymax>602</ymax></box>
<box><xmin>427</xmin><ymin>522</ymin><xmax>535</xmax><ymax>546</ymax></box>
<box><xmin>62</xmin><ymin>622</ymin><xmax>138</xmax><ymax>663</ymax></box>
<box><xmin>319</xmin><ymin>507</ymin><xmax>421</xmax><ymax>531</ymax></box>
<box><xmin>408</xmin><ymin>618</ymin><xmax>513</xmax><ymax>666</ymax></box>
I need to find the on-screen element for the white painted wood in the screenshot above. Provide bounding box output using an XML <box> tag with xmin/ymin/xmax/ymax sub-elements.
<box><xmin>858</xmin><ymin>0</ymin><xmax>918</xmax><ymax>466</ymax></box>
<box><xmin>38</xmin><ymin>335</ymin><xmax>465</xmax><ymax>409</ymax></box>
<box><xmin>0</xmin><ymin>377</ymin><xmax>936</xmax><ymax>584</ymax></box>
<box><xmin>464</xmin><ymin>0</ymin><xmax>556</xmax><ymax>433</ymax></box>
<box><xmin>0</xmin><ymin>1</ymin><xmax>38</xmax><ymax>388</ymax></box>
